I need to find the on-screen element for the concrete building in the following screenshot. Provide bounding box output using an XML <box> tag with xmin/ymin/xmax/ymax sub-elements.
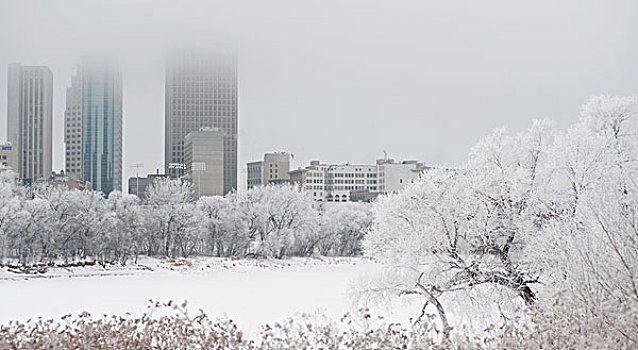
<box><xmin>376</xmin><ymin>159</ymin><xmax>427</xmax><ymax>194</ymax></box>
<box><xmin>165</xmin><ymin>51</ymin><xmax>238</xmax><ymax>194</ymax></box>
<box><xmin>291</xmin><ymin>158</ymin><xmax>427</xmax><ymax>210</ymax></box>
<box><xmin>6</xmin><ymin>63</ymin><xmax>53</xmax><ymax>183</ymax></box>
<box><xmin>184</xmin><ymin>128</ymin><xmax>224</xmax><ymax>199</ymax></box>
<box><xmin>0</xmin><ymin>143</ymin><xmax>18</xmax><ymax>171</ymax></box>
<box><xmin>128</xmin><ymin>171</ymin><xmax>169</xmax><ymax>200</ymax></box>
<box><xmin>247</xmin><ymin>152</ymin><xmax>290</xmax><ymax>189</ymax></box>
<box><xmin>64</xmin><ymin>70</ymin><xmax>83</xmax><ymax>176</ymax></box>
<box><xmin>65</xmin><ymin>59</ymin><xmax>123</xmax><ymax>195</ymax></box>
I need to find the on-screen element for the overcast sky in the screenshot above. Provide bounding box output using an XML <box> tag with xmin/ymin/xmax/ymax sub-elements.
<box><xmin>0</xmin><ymin>0</ymin><xmax>636</xmax><ymax>192</ymax></box>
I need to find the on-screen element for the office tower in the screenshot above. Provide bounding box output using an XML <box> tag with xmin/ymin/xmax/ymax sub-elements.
<box><xmin>247</xmin><ymin>152</ymin><xmax>290</xmax><ymax>189</ymax></box>
<box><xmin>6</xmin><ymin>63</ymin><xmax>53</xmax><ymax>182</ymax></box>
<box><xmin>184</xmin><ymin>128</ymin><xmax>224</xmax><ymax>199</ymax></box>
<box><xmin>64</xmin><ymin>71</ymin><xmax>82</xmax><ymax>175</ymax></box>
<box><xmin>165</xmin><ymin>51</ymin><xmax>238</xmax><ymax>194</ymax></box>
<box><xmin>64</xmin><ymin>59</ymin><xmax>123</xmax><ymax>194</ymax></box>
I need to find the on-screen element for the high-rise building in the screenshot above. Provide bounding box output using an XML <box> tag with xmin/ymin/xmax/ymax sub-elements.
<box><xmin>64</xmin><ymin>59</ymin><xmax>123</xmax><ymax>195</ymax></box>
<box><xmin>184</xmin><ymin>128</ymin><xmax>224</xmax><ymax>199</ymax></box>
<box><xmin>6</xmin><ymin>63</ymin><xmax>53</xmax><ymax>183</ymax></box>
<box><xmin>165</xmin><ymin>51</ymin><xmax>238</xmax><ymax>194</ymax></box>
<box><xmin>64</xmin><ymin>70</ymin><xmax>83</xmax><ymax>176</ymax></box>
<box><xmin>247</xmin><ymin>152</ymin><xmax>290</xmax><ymax>189</ymax></box>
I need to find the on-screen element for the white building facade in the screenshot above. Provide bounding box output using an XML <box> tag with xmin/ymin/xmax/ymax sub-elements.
<box><xmin>290</xmin><ymin>159</ymin><xmax>426</xmax><ymax>210</ymax></box>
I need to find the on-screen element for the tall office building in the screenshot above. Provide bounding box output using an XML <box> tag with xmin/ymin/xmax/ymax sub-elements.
<box><xmin>6</xmin><ymin>63</ymin><xmax>53</xmax><ymax>182</ymax></box>
<box><xmin>165</xmin><ymin>51</ymin><xmax>238</xmax><ymax>194</ymax></box>
<box><xmin>64</xmin><ymin>70</ymin><xmax>83</xmax><ymax>175</ymax></box>
<box><xmin>64</xmin><ymin>59</ymin><xmax>123</xmax><ymax>194</ymax></box>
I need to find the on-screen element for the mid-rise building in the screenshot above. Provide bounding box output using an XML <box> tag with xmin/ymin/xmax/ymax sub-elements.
<box><xmin>6</xmin><ymin>63</ymin><xmax>53</xmax><ymax>183</ymax></box>
<box><xmin>376</xmin><ymin>159</ymin><xmax>426</xmax><ymax>194</ymax></box>
<box><xmin>291</xmin><ymin>158</ymin><xmax>427</xmax><ymax>210</ymax></box>
<box><xmin>247</xmin><ymin>152</ymin><xmax>290</xmax><ymax>189</ymax></box>
<box><xmin>184</xmin><ymin>128</ymin><xmax>224</xmax><ymax>199</ymax></box>
<box><xmin>165</xmin><ymin>50</ymin><xmax>238</xmax><ymax>194</ymax></box>
<box><xmin>0</xmin><ymin>143</ymin><xmax>18</xmax><ymax>171</ymax></box>
<box><xmin>64</xmin><ymin>59</ymin><xmax>123</xmax><ymax>195</ymax></box>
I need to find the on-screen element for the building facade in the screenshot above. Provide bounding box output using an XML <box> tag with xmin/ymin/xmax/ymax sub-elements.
<box><xmin>65</xmin><ymin>60</ymin><xmax>123</xmax><ymax>195</ymax></box>
<box><xmin>376</xmin><ymin>159</ymin><xmax>426</xmax><ymax>194</ymax></box>
<box><xmin>64</xmin><ymin>71</ymin><xmax>83</xmax><ymax>175</ymax></box>
<box><xmin>291</xmin><ymin>158</ymin><xmax>427</xmax><ymax>210</ymax></box>
<box><xmin>246</xmin><ymin>152</ymin><xmax>290</xmax><ymax>189</ymax></box>
<box><xmin>0</xmin><ymin>143</ymin><xmax>18</xmax><ymax>171</ymax></box>
<box><xmin>6</xmin><ymin>63</ymin><xmax>53</xmax><ymax>183</ymax></box>
<box><xmin>165</xmin><ymin>51</ymin><xmax>238</xmax><ymax>194</ymax></box>
<box><xmin>184</xmin><ymin>128</ymin><xmax>224</xmax><ymax>199</ymax></box>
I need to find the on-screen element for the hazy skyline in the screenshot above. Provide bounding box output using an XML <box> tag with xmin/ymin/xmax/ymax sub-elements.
<box><xmin>1</xmin><ymin>0</ymin><xmax>637</xmax><ymax>192</ymax></box>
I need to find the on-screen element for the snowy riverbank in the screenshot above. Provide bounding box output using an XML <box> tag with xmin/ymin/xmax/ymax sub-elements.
<box><xmin>0</xmin><ymin>257</ymin><xmax>420</xmax><ymax>334</ymax></box>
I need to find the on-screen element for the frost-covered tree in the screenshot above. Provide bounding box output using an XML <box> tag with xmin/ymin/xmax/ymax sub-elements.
<box><xmin>240</xmin><ymin>184</ymin><xmax>319</xmax><ymax>258</ymax></box>
<box><xmin>364</xmin><ymin>120</ymin><xmax>557</xmax><ymax>340</ymax></box>
<box><xmin>106</xmin><ymin>192</ymin><xmax>141</xmax><ymax>264</ymax></box>
<box><xmin>142</xmin><ymin>178</ymin><xmax>198</xmax><ymax>257</ymax></box>
<box><xmin>197</xmin><ymin>195</ymin><xmax>248</xmax><ymax>257</ymax></box>
<box><xmin>318</xmin><ymin>202</ymin><xmax>372</xmax><ymax>256</ymax></box>
<box><xmin>532</xmin><ymin>95</ymin><xmax>638</xmax><ymax>312</ymax></box>
<box><xmin>364</xmin><ymin>95</ymin><xmax>638</xmax><ymax>343</ymax></box>
<box><xmin>0</xmin><ymin>169</ymin><xmax>24</xmax><ymax>262</ymax></box>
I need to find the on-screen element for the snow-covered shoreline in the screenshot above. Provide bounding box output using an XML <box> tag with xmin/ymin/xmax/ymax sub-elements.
<box><xmin>0</xmin><ymin>257</ymin><xmax>417</xmax><ymax>335</ymax></box>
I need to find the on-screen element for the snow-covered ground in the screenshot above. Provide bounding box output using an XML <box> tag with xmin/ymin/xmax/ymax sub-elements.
<box><xmin>0</xmin><ymin>257</ymin><xmax>420</xmax><ymax>334</ymax></box>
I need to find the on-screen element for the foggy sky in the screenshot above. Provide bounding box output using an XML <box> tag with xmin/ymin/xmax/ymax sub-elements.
<box><xmin>0</xmin><ymin>0</ymin><xmax>637</xmax><ymax>192</ymax></box>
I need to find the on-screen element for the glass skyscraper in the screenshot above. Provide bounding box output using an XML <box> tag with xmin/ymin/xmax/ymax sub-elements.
<box><xmin>65</xmin><ymin>59</ymin><xmax>122</xmax><ymax>195</ymax></box>
<box><xmin>164</xmin><ymin>51</ymin><xmax>238</xmax><ymax>194</ymax></box>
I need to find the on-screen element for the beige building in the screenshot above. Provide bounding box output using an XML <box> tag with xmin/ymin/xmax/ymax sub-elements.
<box><xmin>7</xmin><ymin>63</ymin><xmax>53</xmax><ymax>183</ymax></box>
<box><xmin>184</xmin><ymin>128</ymin><xmax>224</xmax><ymax>199</ymax></box>
<box><xmin>0</xmin><ymin>143</ymin><xmax>18</xmax><ymax>171</ymax></box>
<box><xmin>247</xmin><ymin>152</ymin><xmax>290</xmax><ymax>189</ymax></box>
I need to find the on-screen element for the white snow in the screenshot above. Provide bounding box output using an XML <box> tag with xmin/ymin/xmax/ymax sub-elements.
<box><xmin>0</xmin><ymin>257</ymin><xmax>419</xmax><ymax>334</ymax></box>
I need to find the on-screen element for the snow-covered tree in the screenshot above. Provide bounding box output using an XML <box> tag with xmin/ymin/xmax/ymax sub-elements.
<box><xmin>318</xmin><ymin>202</ymin><xmax>372</xmax><ymax>256</ymax></box>
<box><xmin>532</xmin><ymin>95</ymin><xmax>638</xmax><ymax>312</ymax></box>
<box><xmin>363</xmin><ymin>120</ymin><xmax>557</xmax><ymax>340</ymax></box>
<box><xmin>142</xmin><ymin>178</ymin><xmax>198</xmax><ymax>257</ymax></box>
<box><xmin>239</xmin><ymin>184</ymin><xmax>319</xmax><ymax>258</ymax></box>
<box><xmin>197</xmin><ymin>195</ymin><xmax>249</xmax><ymax>257</ymax></box>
